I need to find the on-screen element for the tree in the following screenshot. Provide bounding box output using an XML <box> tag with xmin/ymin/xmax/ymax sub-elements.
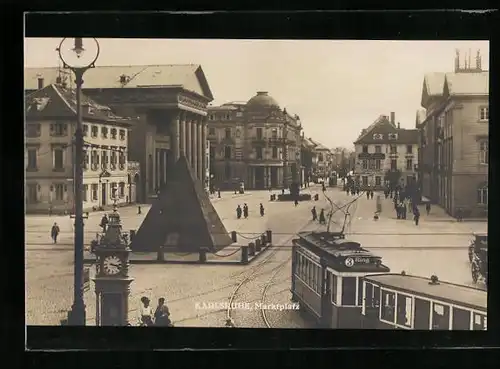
<box><xmin>384</xmin><ymin>169</ymin><xmax>401</xmax><ymax>189</ymax></box>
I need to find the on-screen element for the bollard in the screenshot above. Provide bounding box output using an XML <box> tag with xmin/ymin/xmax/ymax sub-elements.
<box><xmin>231</xmin><ymin>231</ymin><xmax>237</xmax><ymax>243</ymax></box>
<box><xmin>157</xmin><ymin>248</ymin><xmax>165</xmax><ymax>262</ymax></box>
<box><xmin>255</xmin><ymin>238</ymin><xmax>262</xmax><ymax>252</ymax></box>
<box><xmin>241</xmin><ymin>246</ymin><xmax>249</xmax><ymax>264</ymax></box>
<box><xmin>130</xmin><ymin>229</ymin><xmax>136</xmax><ymax>242</ymax></box>
<box><xmin>270</xmin><ymin>194</ymin><xmax>274</xmax><ymax>201</ymax></box>
<box><xmin>249</xmin><ymin>242</ymin><xmax>255</xmax><ymax>256</ymax></box>
<box><xmin>199</xmin><ymin>248</ymin><xmax>207</xmax><ymax>263</ymax></box>
<box><xmin>261</xmin><ymin>233</ymin><xmax>267</xmax><ymax>245</ymax></box>
<box><xmin>266</xmin><ymin>230</ymin><xmax>272</xmax><ymax>244</ymax></box>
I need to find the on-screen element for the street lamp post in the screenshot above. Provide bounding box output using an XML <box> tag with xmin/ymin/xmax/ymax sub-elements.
<box><xmin>282</xmin><ymin>108</ymin><xmax>289</xmax><ymax>191</ymax></box>
<box><xmin>58</xmin><ymin>37</ymin><xmax>100</xmax><ymax>326</ymax></box>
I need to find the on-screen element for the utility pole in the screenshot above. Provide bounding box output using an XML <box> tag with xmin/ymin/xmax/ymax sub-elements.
<box><xmin>282</xmin><ymin>108</ymin><xmax>288</xmax><ymax>191</ymax></box>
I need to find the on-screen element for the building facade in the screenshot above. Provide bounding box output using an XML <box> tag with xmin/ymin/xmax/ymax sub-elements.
<box><xmin>25</xmin><ymin>84</ymin><xmax>134</xmax><ymax>214</ymax></box>
<box><xmin>309</xmin><ymin>139</ymin><xmax>333</xmax><ymax>177</ymax></box>
<box><xmin>353</xmin><ymin>113</ymin><xmax>419</xmax><ymax>190</ymax></box>
<box><xmin>417</xmin><ymin>52</ymin><xmax>488</xmax><ymax>218</ymax></box>
<box><xmin>25</xmin><ymin>65</ymin><xmax>214</xmax><ymax>203</ymax></box>
<box><xmin>207</xmin><ymin>92</ymin><xmax>303</xmax><ymax>190</ymax></box>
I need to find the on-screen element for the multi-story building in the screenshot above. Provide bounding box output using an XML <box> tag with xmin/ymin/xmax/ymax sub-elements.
<box><xmin>417</xmin><ymin>51</ymin><xmax>488</xmax><ymax>218</ymax></box>
<box><xmin>207</xmin><ymin>92</ymin><xmax>302</xmax><ymax>190</ymax></box>
<box><xmin>300</xmin><ymin>135</ymin><xmax>318</xmax><ymax>183</ymax></box>
<box><xmin>25</xmin><ymin>84</ymin><xmax>134</xmax><ymax>214</ymax></box>
<box><xmin>309</xmin><ymin>139</ymin><xmax>332</xmax><ymax>177</ymax></box>
<box><xmin>353</xmin><ymin>112</ymin><xmax>419</xmax><ymax>190</ymax></box>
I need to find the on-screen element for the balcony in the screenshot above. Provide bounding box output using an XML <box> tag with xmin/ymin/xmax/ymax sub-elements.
<box><xmin>358</xmin><ymin>152</ymin><xmax>386</xmax><ymax>160</ymax></box>
<box><xmin>268</xmin><ymin>137</ymin><xmax>295</xmax><ymax>145</ymax></box>
<box><xmin>251</xmin><ymin>137</ymin><xmax>267</xmax><ymax>144</ymax></box>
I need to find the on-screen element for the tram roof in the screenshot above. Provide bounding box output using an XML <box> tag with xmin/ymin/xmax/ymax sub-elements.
<box><xmin>365</xmin><ymin>274</ymin><xmax>487</xmax><ymax>311</ymax></box>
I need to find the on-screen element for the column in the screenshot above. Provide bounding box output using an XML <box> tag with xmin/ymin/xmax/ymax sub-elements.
<box><xmin>201</xmin><ymin>117</ymin><xmax>208</xmax><ymax>187</ymax></box>
<box><xmin>179</xmin><ymin>112</ymin><xmax>186</xmax><ymax>157</ymax></box>
<box><xmin>191</xmin><ymin>119</ymin><xmax>198</xmax><ymax>177</ymax></box>
<box><xmin>172</xmin><ymin>114</ymin><xmax>180</xmax><ymax>162</ymax></box>
<box><xmin>185</xmin><ymin>114</ymin><xmax>192</xmax><ymax>166</ymax></box>
<box><xmin>163</xmin><ymin>150</ymin><xmax>168</xmax><ymax>185</ymax></box>
<box><xmin>156</xmin><ymin>148</ymin><xmax>160</xmax><ymax>191</ymax></box>
<box><xmin>197</xmin><ymin>119</ymin><xmax>203</xmax><ymax>181</ymax></box>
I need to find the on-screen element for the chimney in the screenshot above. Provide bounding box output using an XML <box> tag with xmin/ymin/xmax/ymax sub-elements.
<box><xmin>397</xmin><ymin>122</ymin><xmax>401</xmax><ymax>129</ymax></box>
<box><xmin>37</xmin><ymin>77</ymin><xmax>44</xmax><ymax>90</ymax></box>
<box><xmin>455</xmin><ymin>49</ymin><xmax>460</xmax><ymax>72</ymax></box>
<box><xmin>476</xmin><ymin>50</ymin><xmax>482</xmax><ymax>71</ymax></box>
<box><xmin>390</xmin><ymin>112</ymin><xmax>395</xmax><ymax>126</ymax></box>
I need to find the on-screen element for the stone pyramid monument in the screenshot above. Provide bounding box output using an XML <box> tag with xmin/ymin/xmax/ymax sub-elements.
<box><xmin>130</xmin><ymin>156</ymin><xmax>233</xmax><ymax>252</ymax></box>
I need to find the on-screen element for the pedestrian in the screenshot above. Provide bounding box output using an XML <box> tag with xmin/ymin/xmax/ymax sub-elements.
<box><xmin>243</xmin><ymin>204</ymin><xmax>249</xmax><ymax>219</ymax></box>
<box><xmin>236</xmin><ymin>205</ymin><xmax>242</xmax><ymax>219</ymax></box>
<box><xmin>311</xmin><ymin>206</ymin><xmax>317</xmax><ymax>221</ymax></box>
<box><xmin>139</xmin><ymin>297</ymin><xmax>154</xmax><ymax>326</ymax></box>
<box><xmin>356</xmin><ymin>188</ymin><xmax>360</xmax><ymax>195</ymax></box>
<box><xmin>366</xmin><ymin>191</ymin><xmax>370</xmax><ymax>200</ymax></box>
<box><xmin>384</xmin><ymin>190</ymin><xmax>388</xmax><ymax>199</ymax></box>
<box><xmin>414</xmin><ymin>207</ymin><xmax>420</xmax><ymax>226</ymax></box>
<box><xmin>294</xmin><ymin>199</ymin><xmax>299</xmax><ymax>207</ymax></box>
<box><xmin>225</xmin><ymin>318</ymin><xmax>235</xmax><ymax>328</ymax></box>
<box><xmin>154</xmin><ymin>297</ymin><xmax>172</xmax><ymax>327</ymax></box>
<box><xmin>346</xmin><ymin>188</ymin><xmax>350</xmax><ymax>195</ymax></box>
<box><xmin>100</xmin><ymin>214</ymin><xmax>109</xmax><ymax>233</ymax></box>
<box><xmin>137</xmin><ymin>205</ymin><xmax>142</xmax><ymax>214</ymax></box>
<box><xmin>456</xmin><ymin>207</ymin><xmax>463</xmax><ymax>222</ymax></box>
<box><xmin>51</xmin><ymin>222</ymin><xmax>60</xmax><ymax>244</ymax></box>
<box><xmin>282</xmin><ymin>188</ymin><xmax>285</xmax><ymax>195</ymax></box>
<box><xmin>402</xmin><ymin>203</ymin><xmax>407</xmax><ymax>220</ymax></box>
<box><xmin>48</xmin><ymin>205</ymin><xmax>53</xmax><ymax>216</ymax></box>
<box><xmin>425</xmin><ymin>203</ymin><xmax>431</xmax><ymax>215</ymax></box>
<box><xmin>370</xmin><ymin>191</ymin><xmax>374</xmax><ymax>200</ymax></box>
<box><xmin>322</xmin><ymin>183</ymin><xmax>326</xmax><ymax>192</ymax></box>
<box><xmin>260</xmin><ymin>203</ymin><xmax>265</xmax><ymax>216</ymax></box>
<box><xmin>319</xmin><ymin>209</ymin><xmax>326</xmax><ymax>225</ymax></box>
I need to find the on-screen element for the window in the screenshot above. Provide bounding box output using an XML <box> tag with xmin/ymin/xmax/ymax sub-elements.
<box><xmin>119</xmin><ymin>182</ymin><xmax>125</xmax><ymax>197</ymax></box>
<box><xmin>110</xmin><ymin>182</ymin><xmax>117</xmax><ymax>199</ymax></box>
<box><xmin>27</xmin><ymin>183</ymin><xmax>38</xmax><ymax>203</ymax></box>
<box><xmin>375</xmin><ymin>159</ymin><xmax>381</xmax><ymax>170</ymax></box>
<box><xmin>331</xmin><ymin>274</ymin><xmax>338</xmax><ymax>304</ymax></box>
<box><xmin>318</xmin><ymin>153</ymin><xmax>324</xmax><ymax>162</ymax></box>
<box><xmin>369</xmin><ymin>159</ymin><xmax>375</xmax><ymax>170</ymax></box>
<box><xmin>362</xmin><ymin>176</ymin><xmax>368</xmax><ymax>186</ymax></box>
<box><xmin>83</xmin><ymin>184</ymin><xmax>88</xmax><ymax>202</ymax></box>
<box><xmin>362</xmin><ymin>145</ymin><xmax>368</xmax><ymax>153</ymax></box>
<box><xmin>381</xmin><ymin>290</ymin><xmax>396</xmax><ymax>323</ymax></box>
<box><xmin>50</xmin><ymin>123</ymin><xmax>67</xmax><ymax>136</ymax></box>
<box><xmin>406</xmin><ymin>159</ymin><xmax>413</xmax><ymax>170</ymax></box>
<box><xmin>473</xmin><ymin>313</ymin><xmax>487</xmax><ymax>330</ymax></box>
<box><xmin>477</xmin><ymin>184</ymin><xmax>488</xmax><ymax>205</ymax></box>
<box><xmin>27</xmin><ymin>148</ymin><xmax>37</xmax><ymax>170</ymax></box>
<box><xmin>256</xmin><ymin>127</ymin><xmax>263</xmax><ymax>139</ymax></box>
<box><xmin>224</xmin><ymin>163</ymin><xmax>231</xmax><ymax>179</ymax></box>
<box><xmin>226</xmin><ymin>114</ymin><xmax>230</xmax><ymax>120</ymax></box>
<box><xmin>388</xmin><ymin>133</ymin><xmax>398</xmax><ymax>140</ymax></box>
<box><xmin>101</xmin><ymin>151</ymin><xmax>108</xmax><ymax>168</ymax></box>
<box><xmin>111</xmin><ymin>128</ymin><xmax>117</xmax><ymax>139</ymax></box>
<box><xmin>236</xmin><ymin>112</ymin><xmax>243</xmax><ymax>117</ymax></box>
<box><xmin>375</xmin><ymin>145</ymin><xmax>381</xmax><ymax>153</ymax></box>
<box><xmin>373</xmin><ymin>133</ymin><xmax>383</xmax><ymax>140</ymax></box>
<box><xmin>53</xmin><ymin>148</ymin><xmax>64</xmax><ymax>170</ymax></box>
<box><xmin>91</xmin><ymin>184</ymin><xmax>98</xmax><ymax>200</ymax></box>
<box><xmin>390</xmin><ymin>145</ymin><xmax>397</xmax><ymax>154</ymax></box>
<box><xmin>362</xmin><ymin>160</ymin><xmax>368</xmax><ymax>170</ymax></box>
<box><xmin>271</xmin><ymin>129</ymin><xmax>277</xmax><ymax>139</ymax></box>
<box><xmin>452</xmin><ymin>307</ymin><xmax>471</xmax><ymax>330</ymax></box>
<box><xmin>209</xmin><ymin>114</ymin><xmax>214</xmax><ymax>120</ymax></box>
<box><xmin>432</xmin><ymin>302</ymin><xmax>450</xmax><ymax>330</ymax></box>
<box><xmin>26</xmin><ymin>123</ymin><xmax>41</xmax><ymax>137</ymax></box>
<box><xmin>101</xmin><ymin>127</ymin><xmax>108</xmax><ymax>138</ymax></box>
<box><xmin>55</xmin><ymin>184</ymin><xmax>65</xmax><ymax>200</ymax></box>
<box><xmin>406</xmin><ymin>145</ymin><xmax>413</xmax><ymax>154</ymax></box>
<box><xmin>396</xmin><ymin>294</ymin><xmax>413</xmax><ymax>327</ymax></box>
<box><xmin>83</xmin><ymin>125</ymin><xmax>89</xmax><ymax>137</ymax></box>
<box><xmin>91</xmin><ymin>126</ymin><xmax>98</xmax><ymax>138</ymax></box>
<box><xmin>225</xmin><ymin>128</ymin><xmax>231</xmax><ymax>139</ymax></box>
<box><xmin>224</xmin><ymin>146</ymin><xmax>231</xmax><ymax>160</ymax></box>
<box><xmin>479</xmin><ymin>107</ymin><xmax>489</xmax><ymax>121</ymax></box>
<box><xmin>272</xmin><ymin>146</ymin><xmax>278</xmax><ymax>159</ymax></box>
<box><xmin>341</xmin><ymin>277</ymin><xmax>357</xmax><ymax>306</ymax></box>
<box><xmin>119</xmin><ymin>129</ymin><xmax>126</xmax><ymax>140</ymax></box>
<box><xmin>364</xmin><ymin>283</ymin><xmax>380</xmax><ymax>309</ymax></box>
<box><xmin>375</xmin><ymin>176</ymin><xmax>381</xmax><ymax>186</ymax></box>
<box><xmin>479</xmin><ymin>141</ymin><xmax>488</xmax><ymax>164</ymax></box>
<box><xmin>209</xmin><ymin>127</ymin><xmax>215</xmax><ymax>136</ymax></box>
<box><xmin>391</xmin><ymin>159</ymin><xmax>397</xmax><ymax>170</ymax></box>
<box><xmin>357</xmin><ymin>278</ymin><xmax>363</xmax><ymax>306</ymax></box>
<box><xmin>256</xmin><ymin>147</ymin><xmax>263</xmax><ymax>160</ymax></box>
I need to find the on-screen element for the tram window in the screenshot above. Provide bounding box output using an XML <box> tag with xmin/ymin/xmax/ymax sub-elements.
<box><xmin>473</xmin><ymin>313</ymin><xmax>487</xmax><ymax>330</ymax></box>
<box><xmin>432</xmin><ymin>302</ymin><xmax>450</xmax><ymax>330</ymax></box>
<box><xmin>299</xmin><ymin>255</ymin><xmax>304</xmax><ymax>279</ymax></box>
<box><xmin>301</xmin><ymin>258</ymin><xmax>306</xmax><ymax>280</ymax></box>
<box><xmin>317</xmin><ymin>267</ymin><xmax>322</xmax><ymax>293</ymax></box>
<box><xmin>452</xmin><ymin>308</ymin><xmax>471</xmax><ymax>330</ymax></box>
<box><xmin>396</xmin><ymin>294</ymin><xmax>413</xmax><ymax>327</ymax></box>
<box><xmin>414</xmin><ymin>298</ymin><xmax>431</xmax><ymax>330</ymax></box>
<box><xmin>365</xmin><ymin>283</ymin><xmax>380</xmax><ymax>308</ymax></box>
<box><xmin>310</xmin><ymin>264</ymin><xmax>316</xmax><ymax>290</ymax></box>
<box><xmin>381</xmin><ymin>290</ymin><xmax>395</xmax><ymax>323</ymax></box>
<box><xmin>357</xmin><ymin>278</ymin><xmax>363</xmax><ymax>306</ymax></box>
<box><xmin>341</xmin><ymin>277</ymin><xmax>357</xmax><ymax>306</ymax></box>
<box><xmin>331</xmin><ymin>274</ymin><xmax>338</xmax><ymax>304</ymax></box>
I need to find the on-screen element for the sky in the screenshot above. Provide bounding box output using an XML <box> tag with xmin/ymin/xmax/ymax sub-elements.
<box><xmin>24</xmin><ymin>38</ymin><xmax>489</xmax><ymax>149</ymax></box>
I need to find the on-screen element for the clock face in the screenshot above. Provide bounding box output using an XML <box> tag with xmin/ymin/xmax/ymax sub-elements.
<box><xmin>103</xmin><ymin>255</ymin><xmax>123</xmax><ymax>276</ymax></box>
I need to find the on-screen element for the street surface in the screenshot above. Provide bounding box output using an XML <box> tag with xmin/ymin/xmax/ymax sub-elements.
<box><xmin>25</xmin><ymin>186</ymin><xmax>487</xmax><ymax>327</ymax></box>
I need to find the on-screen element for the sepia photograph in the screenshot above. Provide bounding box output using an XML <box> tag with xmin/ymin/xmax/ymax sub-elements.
<box><xmin>24</xmin><ymin>37</ymin><xmax>488</xmax><ymax>332</ymax></box>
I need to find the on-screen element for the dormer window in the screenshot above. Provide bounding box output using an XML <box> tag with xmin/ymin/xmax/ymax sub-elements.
<box><xmin>372</xmin><ymin>133</ymin><xmax>383</xmax><ymax>140</ymax></box>
<box><xmin>119</xmin><ymin>74</ymin><xmax>129</xmax><ymax>84</ymax></box>
<box><xmin>388</xmin><ymin>133</ymin><xmax>398</xmax><ymax>140</ymax></box>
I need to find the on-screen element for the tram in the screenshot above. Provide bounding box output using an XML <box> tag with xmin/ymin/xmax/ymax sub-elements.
<box><xmin>291</xmin><ymin>231</ymin><xmax>390</xmax><ymax>328</ymax></box>
<box><xmin>361</xmin><ymin>273</ymin><xmax>487</xmax><ymax>330</ymax></box>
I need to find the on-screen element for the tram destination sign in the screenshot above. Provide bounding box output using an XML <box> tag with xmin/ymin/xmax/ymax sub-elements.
<box><xmin>344</xmin><ymin>255</ymin><xmax>378</xmax><ymax>267</ymax></box>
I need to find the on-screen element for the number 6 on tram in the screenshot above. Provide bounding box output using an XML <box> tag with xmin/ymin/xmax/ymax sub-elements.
<box><xmin>361</xmin><ymin>273</ymin><xmax>487</xmax><ymax>330</ymax></box>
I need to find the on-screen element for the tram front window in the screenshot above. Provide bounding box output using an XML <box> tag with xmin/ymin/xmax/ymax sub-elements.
<box><xmin>341</xmin><ymin>277</ymin><xmax>357</xmax><ymax>306</ymax></box>
<box><xmin>432</xmin><ymin>302</ymin><xmax>450</xmax><ymax>330</ymax></box>
<box><xmin>381</xmin><ymin>290</ymin><xmax>395</xmax><ymax>323</ymax></box>
<box><xmin>452</xmin><ymin>307</ymin><xmax>471</xmax><ymax>330</ymax></box>
<box><xmin>364</xmin><ymin>283</ymin><xmax>380</xmax><ymax>308</ymax></box>
<box><xmin>396</xmin><ymin>294</ymin><xmax>412</xmax><ymax>327</ymax></box>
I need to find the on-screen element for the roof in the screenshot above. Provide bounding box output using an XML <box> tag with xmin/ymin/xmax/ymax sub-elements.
<box><xmin>354</xmin><ymin>115</ymin><xmax>420</xmax><ymax>145</ymax></box>
<box><xmin>365</xmin><ymin>273</ymin><xmax>487</xmax><ymax>311</ymax></box>
<box><xmin>246</xmin><ymin>91</ymin><xmax>280</xmax><ymax>109</ymax></box>
<box><xmin>25</xmin><ymin>84</ymin><xmax>133</xmax><ymax>124</ymax></box>
<box><xmin>25</xmin><ymin>64</ymin><xmax>214</xmax><ymax>101</ymax></box>
<box><xmin>309</xmin><ymin>138</ymin><xmax>330</xmax><ymax>151</ymax></box>
<box><xmin>423</xmin><ymin>72</ymin><xmax>447</xmax><ymax>96</ymax></box>
<box><xmin>415</xmin><ymin>109</ymin><xmax>426</xmax><ymax>126</ymax></box>
<box><xmin>444</xmin><ymin>72</ymin><xmax>489</xmax><ymax>96</ymax></box>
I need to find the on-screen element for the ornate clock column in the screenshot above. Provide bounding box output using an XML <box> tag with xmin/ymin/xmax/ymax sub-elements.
<box><xmin>91</xmin><ymin>209</ymin><xmax>134</xmax><ymax>326</ymax></box>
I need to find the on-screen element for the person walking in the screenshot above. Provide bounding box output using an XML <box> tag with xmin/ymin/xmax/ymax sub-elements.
<box><xmin>154</xmin><ymin>297</ymin><xmax>172</xmax><ymax>327</ymax></box>
<box><xmin>243</xmin><ymin>204</ymin><xmax>249</xmax><ymax>219</ymax></box>
<box><xmin>51</xmin><ymin>222</ymin><xmax>60</xmax><ymax>244</ymax></box>
<box><xmin>425</xmin><ymin>203</ymin><xmax>431</xmax><ymax>215</ymax></box>
<box><xmin>236</xmin><ymin>205</ymin><xmax>242</xmax><ymax>219</ymax></box>
<box><xmin>370</xmin><ymin>191</ymin><xmax>374</xmax><ymax>200</ymax></box>
<box><xmin>139</xmin><ymin>297</ymin><xmax>154</xmax><ymax>326</ymax></box>
<box><xmin>414</xmin><ymin>207</ymin><xmax>421</xmax><ymax>226</ymax></box>
<box><xmin>319</xmin><ymin>209</ymin><xmax>326</xmax><ymax>225</ymax></box>
<box><xmin>311</xmin><ymin>206</ymin><xmax>317</xmax><ymax>221</ymax></box>
<box><xmin>100</xmin><ymin>214</ymin><xmax>109</xmax><ymax>233</ymax></box>
<box><xmin>259</xmin><ymin>203</ymin><xmax>265</xmax><ymax>216</ymax></box>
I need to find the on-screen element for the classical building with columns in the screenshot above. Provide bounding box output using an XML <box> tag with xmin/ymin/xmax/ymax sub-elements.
<box><xmin>207</xmin><ymin>92</ymin><xmax>303</xmax><ymax>190</ymax></box>
<box><xmin>25</xmin><ymin>65</ymin><xmax>213</xmax><ymax>202</ymax></box>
